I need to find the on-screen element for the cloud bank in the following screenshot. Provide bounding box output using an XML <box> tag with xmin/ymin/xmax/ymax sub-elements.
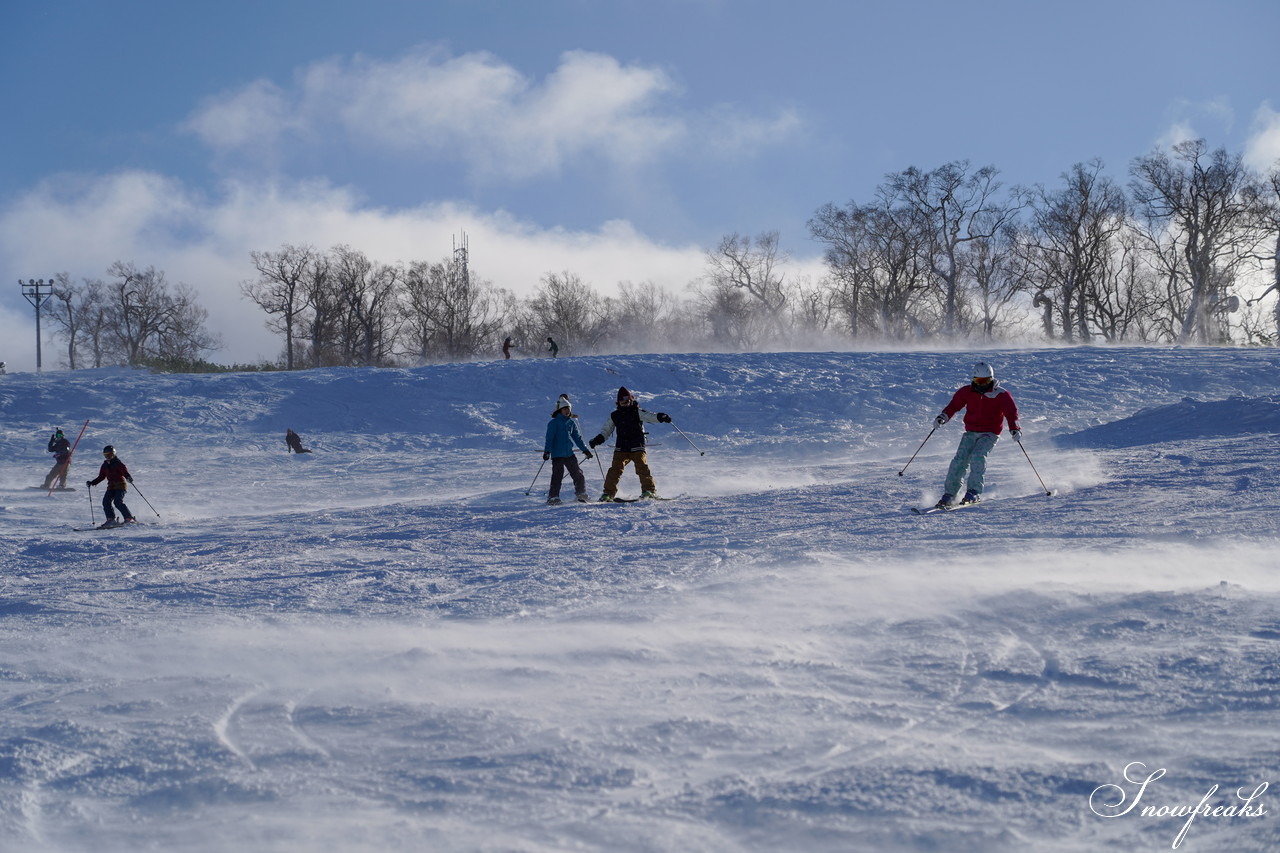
<box><xmin>185</xmin><ymin>47</ymin><xmax>795</xmax><ymax>181</ymax></box>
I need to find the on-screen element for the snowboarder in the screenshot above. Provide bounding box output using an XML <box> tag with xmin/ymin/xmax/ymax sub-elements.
<box><xmin>546</xmin><ymin>337</ymin><xmax>559</xmax><ymax>358</ymax></box>
<box><xmin>86</xmin><ymin>445</ymin><xmax>135</xmax><ymax>527</ymax></box>
<box><xmin>588</xmin><ymin>386</ymin><xmax>671</xmax><ymax>501</ymax></box>
<box><xmin>42</xmin><ymin>428</ymin><xmax>73</xmax><ymax>490</ymax></box>
<box><xmin>932</xmin><ymin>361</ymin><xmax>1020</xmax><ymax>507</ymax></box>
<box><xmin>285</xmin><ymin>428</ymin><xmax>312</xmax><ymax>453</ymax></box>
<box><xmin>503</xmin><ymin>337</ymin><xmax>513</xmax><ymax>360</ymax></box>
<box><xmin>543</xmin><ymin>394</ymin><xmax>592</xmax><ymax>504</ymax></box>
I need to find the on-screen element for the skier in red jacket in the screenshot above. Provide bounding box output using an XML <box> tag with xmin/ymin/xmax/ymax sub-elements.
<box><xmin>932</xmin><ymin>361</ymin><xmax>1020</xmax><ymax>507</ymax></box>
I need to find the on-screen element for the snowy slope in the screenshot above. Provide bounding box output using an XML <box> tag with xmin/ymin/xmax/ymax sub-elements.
<box><xmin>1</xmin><ymin>347</ymin><xmax>1279</xmax><ymax>852</ymax></box>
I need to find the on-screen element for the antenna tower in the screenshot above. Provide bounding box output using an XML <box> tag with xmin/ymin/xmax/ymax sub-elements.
<box><xmin>452</xmin><ymin>233</ymin><xmax>469</xmax><ymax>285</ymax></box>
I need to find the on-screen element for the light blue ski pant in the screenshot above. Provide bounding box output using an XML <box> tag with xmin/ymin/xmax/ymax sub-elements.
<box><xmin>944</xmin><ymin>431</ymin><xmax>999</xmax><ymax>497</ymax></box>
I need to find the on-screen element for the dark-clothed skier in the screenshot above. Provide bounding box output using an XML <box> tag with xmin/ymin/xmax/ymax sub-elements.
<box><xmin>543</xmin><ymin>394</ymin><xmax>592</xmax><ymax>504</ymax></box>
<box><xmin>588</xmin><ymin>386</ymin><xmax>671</xmax><ymax>501</ymax></box>
<box><xmin>285</xmin><ymin>428</ymin><xmax>312</xmax><ymax>453</ymax></box>
<box><xmin>932</xmin><ymin>361</ymin><xmax>1020</xmax><ymax>507</ymax></box>
<box><xmin>42</xmin><ymin>428</ymin><xmax>72</xmax><ymax>489</ymax></box>
<box><xmin>546</xmin><ymin>337</ymin><xmax>559</xmax><ymax>358</ymax></box>
<box><xmin>86</xmin><ymin>445</ymin><xmax>135</xmax><ymax>527</ymax></box>
<box><xmin>503</xmin><ymin>337</ymin><xmax>513</xmax><ymax>360</ymax></box>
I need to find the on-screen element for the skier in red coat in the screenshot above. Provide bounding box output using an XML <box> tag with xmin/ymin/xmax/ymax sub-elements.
<box><xmin>932</xmin><ymin>361</ymin><xmax>1020</xmax><ymax>507</ymax></box>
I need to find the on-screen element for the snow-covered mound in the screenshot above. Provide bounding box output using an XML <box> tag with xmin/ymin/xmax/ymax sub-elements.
<box><xmin>1056</xmin><ymin>395</ymin><xmax>1280</xmax><ymax>448</ymax></box>
<box><xmin>1</xmin><ymin>346</ymin><xmax>1279</xmax><ymax>853</ymax></box>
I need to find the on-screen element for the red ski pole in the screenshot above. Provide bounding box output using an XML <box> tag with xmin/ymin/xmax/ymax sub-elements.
<box><xmin>49</xmin><ymin>419</ymin><xmax>90</xmax><ymax>497</ymax></box>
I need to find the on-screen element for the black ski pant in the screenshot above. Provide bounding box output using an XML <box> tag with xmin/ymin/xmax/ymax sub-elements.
<box><xmin>549</xmin><ymin>456</ymin><xmax>586</xmax><ymax>499</ymax></box>
<box><xmin>102</xmin><ymin>488</ymin><xmax>134</xmax><ymax>521</ymax></box>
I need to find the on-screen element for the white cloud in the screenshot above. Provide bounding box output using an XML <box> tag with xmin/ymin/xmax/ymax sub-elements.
<box><xmin>183</xmin><ymin>46</ymin><xmax>796</xmax><ymax>181</ymax></box>
<box><xmin>1244</xmin><ymin>102</ymin><xmax>1280</xmax><ymax>172</ymax></box>
<box><xmin>185</xmin><ymin>79</ymin><xmax>292</xmax><ymax>152</ymax></box>
<box><xmin>0</xmin><ymin>172</ymin><xmax>708</xmax><ymax>370</ymax></box>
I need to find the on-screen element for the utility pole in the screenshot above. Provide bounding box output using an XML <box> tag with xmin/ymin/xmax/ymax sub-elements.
<box><xmin>20</xmin><ymin>278</ymin><xmax>55</xmax><ymax>372</ymax></box>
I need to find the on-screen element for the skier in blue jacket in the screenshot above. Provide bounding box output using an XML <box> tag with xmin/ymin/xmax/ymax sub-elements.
<box><xmin>543</xmin><ymin>394</ymin><xmax>592</xmax><ymax>504</ymax></box>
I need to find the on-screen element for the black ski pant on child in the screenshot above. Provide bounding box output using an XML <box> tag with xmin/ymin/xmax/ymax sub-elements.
<box><xmin>549</xmin><ymin>456</ymin><xmax>586</xmax><ymax>499</ymax></box>
<box><xmin>103</xmin><ymin>488</ymin><xmax>134</xmax><ymax>522</ymax></box>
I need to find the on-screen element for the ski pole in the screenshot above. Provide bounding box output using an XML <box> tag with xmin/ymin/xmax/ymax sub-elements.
<box><xmin>524</xmin><ymin>458</ymin><xmax>547</xmax><ymax>495</ymax></box>
<box><xmin>87</xmin><ymin>483</ymin><xmax>97</xmax><ymax>526</ymax></box>
<box><xmin>1015</xmin><ymin>438</ymin><xmax>1053</xmax><ymax>496</ymax></box>
<box><xmin>130</xmin><ymin>482</ymin><xmax>161</xmax><ymax>518</ymax></box>
<box><xmin>593</xmin><ymin>450</ymin><xmax>606</xmax><ymax>479</ymax></box>
<box><xmin>898</xmin><ymin>424</ymin><xmax>938</xmax><ymax>476</ymax></box>
<box><xmin>670</xmin><ymin>423</ymin><xmax>705</xmax><ymax>456</ymax></box>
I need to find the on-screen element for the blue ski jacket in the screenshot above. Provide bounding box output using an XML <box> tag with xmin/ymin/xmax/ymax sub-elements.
<box><xmin>544</xmin><ymin>413</ymin><xmax>589</xmax><ymax>458</ymax></box>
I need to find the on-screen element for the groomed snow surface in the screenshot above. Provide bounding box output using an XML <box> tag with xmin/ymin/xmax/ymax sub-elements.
<box><xmin>1</xmin><ymin>347</ymin><xmax>1279</xmax><ymax>853</ymax></box>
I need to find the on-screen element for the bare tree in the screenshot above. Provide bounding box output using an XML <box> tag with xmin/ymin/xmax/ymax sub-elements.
<box><xmin>242</xmin><ymin>244</ymin><xmax>318</xmax><ymax>369</ymax></box>
<box><xmin>1024</xmin><ymin>160</ymin><xmax>1129</xmax><ymax>342</ymax></box>
<box><xmin>1130</xmin><ymin>140</ymin><xmax>1269</xmax><ymax>343</ymax></box>
<box><xmin>886</xmin><ymin>162</ymin><xmax>1024</xmax><ymax>335</ymax></box>
<box><xmin>688</xmin><ymin>277</ymin><xmax>767</xmax><ymax>350</ymax></box>
<box><xmin>702</xmin><ymin>231</ymin><xmax>790</xmax><ymax>341</ymax></box>
<box><xmin>526</xmin><ymin>271</ymin><xmax>608</xmax><ymax>354</ymax></box>
<box><xmin>48</xmin><ymin>272</ymin><xmax>92</xmax><ymax>369</ymax></box>
<box><xmin>329</xmin><ymin>246</ymin><xmax>401</xmax><ymax>366</ymax></box>
<box><xmin>1244</xmin><ymin>164</ymin><xmax>1280</xmax><ymax>343</ymax></box>
<box><xmin>967</xmin><ymin>222</ymin><xmax>1035</xmax><ymax>340</ymax></box>
<box><xmin>609</xmin><ymin>280</ymin><xmax>679</xmax><ymax>352</ymax></box>
<box><xmin>810</xmin><ymin>198</ymin><xmax>934</xmax><ymax>341</ymax></box>
<box><xmin>96</xmin><ymin>262</ymin><xmax>218</xmax><ymax>366</ymax></box>
<box><xmin>401</xmin><ymin>257</ymin><xmax>513</xmax><ymax>362</ymax></box>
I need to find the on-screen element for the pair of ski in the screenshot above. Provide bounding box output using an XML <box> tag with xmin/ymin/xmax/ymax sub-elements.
<box><xmin>911</xmin><ymin>490</ymin><xmax>1055</xmax><ymax>514</ymax></box>
<box><xmin>74</xmin><ymin>521</ymin><xmax>142</xmax><ymax>532</ymax></box>
<box><xmin>912</xmin><ymin>501</ymin><xmax>982</xmax><ymax>515</ymax></box>
<box><xmin>546</xmin><ymin>496</ymin><xmax>674</xmax><ymax>505</ymax></box>
<box><xmin>600</xmin><ymin>496</ymin><xmax>674</xmax><ymax>504</ymax></box>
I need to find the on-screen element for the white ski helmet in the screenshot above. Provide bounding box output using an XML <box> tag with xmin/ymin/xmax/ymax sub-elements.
<box><xmin>972</xmin><ymin>361</ymin><xmax>995</xmax><ymax>383</ymax></box>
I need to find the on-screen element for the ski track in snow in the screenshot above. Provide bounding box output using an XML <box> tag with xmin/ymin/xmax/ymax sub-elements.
<box><xmin>1</xmin><ymin>347</ymin><xmax>1279</xmax><ymax>852</ymax></box>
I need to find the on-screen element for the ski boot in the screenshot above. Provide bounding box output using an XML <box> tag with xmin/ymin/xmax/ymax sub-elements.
<box><xmin>598</xmin><ymin>493</ymin><xmax>615</xmax><ymax>503</ymax></box>
<box><xmin>960</xmin><ymin>489</ymin><xmax>981</xmax><ymax>505</ymax></box>
<box><xmin>575</xmin><ymin>492</ymin><xmax>589</xmax><ymax>503</ymax></box>
<box><xmin>546</xmin><ymin>497</ymin><xmax>562</xmax><ymax>505</ymax></box>
<box><xmin>934</xmin><ymin>493</ymin><xmax>955</xmax><ymax>508</ymax></box>
<box><xmin>640</xmin><ymin>490</ymin><xmax>660</xmax><ymax>500</ymax></box>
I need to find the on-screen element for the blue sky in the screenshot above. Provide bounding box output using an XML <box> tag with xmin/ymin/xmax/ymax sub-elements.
<box><xmin>1</xmin><ymin>0</ymin><xmax>1277</xmax><ymax>367</ymax></box>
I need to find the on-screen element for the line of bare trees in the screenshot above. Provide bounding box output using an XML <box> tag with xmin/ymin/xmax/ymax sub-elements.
<box><xmin>810</xmin><ymin>141</ymin><xmax>1280</xmax><ymax>347</ymax></box>
<box><xmin>47</xmin><ymin>262</ymin><xmax>221</xmax><ymax>369</ymax></box>
<box><xmin>240</xmin><ymin>140</ymin><xmax>1277</xmax><ymax>365</ymax></box>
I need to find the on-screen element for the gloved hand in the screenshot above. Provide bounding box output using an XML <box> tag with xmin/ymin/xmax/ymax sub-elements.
<box><xmin>126</xmin><ymin>475</ymin><xmax>133</xmax><ymax>483</ymax></box>
<box><xmin>656</xmin><ymin>412</ymin><xmax>671</xmax><ymax>423</ymax></box>
<box><xmin>542</xmin><ymin>452</ymin><xmax>550</xmax><ymax>461</ymax></box>
<box><xmin>589</xmin><ymin>436</ymin><xmax>603</xmax><ymax>448</ymax></box>
<box><xmin>1011</xmin><ymin>429</ymin><xmax>1022</xmax><ymax>442</ymax></box>
<box><xmin>582</xmin><ymin>450</ymin><xmax>593</xmax><ymax>460</ymax></box>
<box><xmin>934</xmin><ymin>414</ymin><xmax>948</xmax><ymax>427</ymax></box>
<box><xmin>86</xmin><ymin>480</ymin><xmax>94</xmax><ymax>488</ymax></box>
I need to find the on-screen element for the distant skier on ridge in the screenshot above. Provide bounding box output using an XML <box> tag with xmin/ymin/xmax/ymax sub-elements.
<box><xmin>931</xmin><ymin>361</ymin><xmax>1020</xmax><ymax>508</ymax></box>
